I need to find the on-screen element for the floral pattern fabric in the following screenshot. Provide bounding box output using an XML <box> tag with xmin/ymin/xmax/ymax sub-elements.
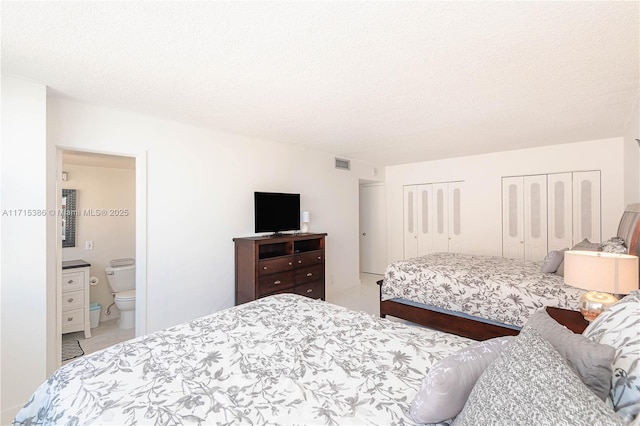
<box><xmin>382</xmin><ymin>252</ymin><xmax>585</xmax><ymax>327</ymax></box>
<box><xmin>14</xmin><ymin>294</ymin><xmax>472</xmax><ymax>426</ymax></box>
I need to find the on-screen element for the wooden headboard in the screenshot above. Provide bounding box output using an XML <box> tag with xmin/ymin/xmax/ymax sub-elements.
<box><xmin>617</xmin><ymin>203</ymin><xmax>640</xmax><ymax>258</ymax></box>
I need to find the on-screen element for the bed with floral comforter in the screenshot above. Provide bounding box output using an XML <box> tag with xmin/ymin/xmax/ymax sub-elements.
<box><xmin>14</xmin><ymin>293</ymin><xmax>472</xmax><ymax>425</ymax></box>
<box><xmin>382</xmin><ymin>252</ymin><xmax>585</xmax><ymax>328</ymax></box>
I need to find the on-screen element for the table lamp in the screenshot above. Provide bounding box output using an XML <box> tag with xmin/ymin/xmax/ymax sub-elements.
<box><xmin>563</xmin><ymin>250</ymin><xmax>639</xmax><ymax>322</ymax></box>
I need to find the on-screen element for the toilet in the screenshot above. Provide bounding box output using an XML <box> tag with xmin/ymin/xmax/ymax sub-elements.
<box><xmin>105</xmin><ymin>259</ymin><xmax>136</xmax><ymax>329</ymax></box>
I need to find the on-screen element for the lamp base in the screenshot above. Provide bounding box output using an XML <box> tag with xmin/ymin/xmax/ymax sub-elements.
<box><xmin>578</xmin><ymin>291</ymin><xmax>618</xmax><ymax>322</ymax></box>
<box><xmin>301</xmin><ymin>223</ymin><xmax>309</xmax><ymax>233</ymax></box>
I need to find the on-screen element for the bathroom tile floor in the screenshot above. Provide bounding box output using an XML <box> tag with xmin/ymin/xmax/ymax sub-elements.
<box><xmin>62</xmin><ymin>318</ymin><xmax>134</xmax><ymax>365</ymax></box>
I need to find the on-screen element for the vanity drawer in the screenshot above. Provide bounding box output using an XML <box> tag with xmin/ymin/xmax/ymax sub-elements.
<box><xmin>294</xmin><ymin>265</ymin><xmax>324</xmax><ymax>284</ymax></box>
<box><xmin>295</xmin><ymin>280</ymin><xmax>325</xmax><ymax>300</ymax></box>
<box><xmin>61</xmin><ymin>308</ymin><xmax>84</xmax><ymax>332</ymax></box>
<box><xmin>258</xmin><ymin>256</ymin><xmax>294</xmax><ymax>276</ymax></box>
<box><xmin>258</xmin><ymin>271</ymin><xmax>295</xmax><ymax>296</ymax></box>
<box><xmin>62</xmin><ymin>290</ymin><xmax>84</xmax><ymax>311</ymax></box>
<box><xmin>293</xmin><ymin>250</ymin><xmax>324</xmax><ymax>267</ymax></box>
<box><xmin>62</xmin><ymin>271</ymin><xmax>85</xmax><ymax>291</ymax></box>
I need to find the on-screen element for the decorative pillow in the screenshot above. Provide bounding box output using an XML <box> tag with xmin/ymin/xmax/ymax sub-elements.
<box><xmin>409</xmin><ymin>336</ymin><xmax>514</xmax><ymax>423</ymax></box>
<box><xmin>556</xmin><ymin>238</ymin><xmax>603</xmax><ymax>276</ymax></box>
<box><xmin>523</xmin><ymin>310</ymin><xmax>615</xmax><ymax>400</ymax></box>
<box><xmin>540</xmin><ymin>248</ymin><xmax>568</xmax><ymax>273</ymax></box>
<box><xmin>602</xmin><ymin>237</ymin><xmax>628</xmax><ymax>254</ymax></box>
<box><xmin>452</xmin><ymin>327</ymin><xmax>623</xmax><ymax>426</ymax></box>
<box><xmin>583</xmin><ymin>290</ymin><xmax>640</xmax><ymax>423</ymax></box>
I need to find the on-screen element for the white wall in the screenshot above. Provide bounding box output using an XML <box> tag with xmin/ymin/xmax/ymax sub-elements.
<box><xmin>46</xmin><ymin>97</ymin><xmax>384</xmax><ymax>332</ymax></box>
<box><xmin>386</xmin><ymin>138</ymin><xmax>627</xmax><ymax>263</ymax></box>
<box><xmin>61</xmin><ymin>163</ymin><xmax>136</xmax><ymax>322</ymax></box>
<box><xmin>623</xmin><ymin>99</ymin><xmax>640</xmax><ymax>206</ymax></box>
<box><xmin>1</xmin><ymin>76</ymin><xmax>57</xmax><ymax>423</ymax></box>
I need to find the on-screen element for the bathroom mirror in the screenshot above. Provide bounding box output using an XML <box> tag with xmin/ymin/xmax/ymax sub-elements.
<box><xmin>62</xmin><ymin>189</ymin><xmax>77</xmax><ymax>248</ymax></box>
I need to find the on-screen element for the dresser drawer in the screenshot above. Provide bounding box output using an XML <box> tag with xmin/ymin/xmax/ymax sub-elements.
<box><xmin>258</xmin><ymin>271</ymin><xmax>295</xmax><ymax>296</ymax></box>
<box><xmin>294</xmin><ymin>264</ymin><xmax>324</xmax><ymax>284</ymax></box>
<box><xmin>62</xmin><ymin>289</ymin><xmax>84</xmax><ymax>311</ymax></box>
<box><xmin>258</xmin><ymin>256</ymin><xmax>294</xmax><ymax>276</ymax></box>
<box><xmin>61</xmin><ymin>308</ymin><xmax>84</xmax><ymax>332</ymax></box>
<box><xmin>62</xmin><ymin>271</ymin><xmax>85</xmax><ymax>291</ymax></box>
<box><xmin>293</xmin><ymin>250</ymin><xmax>324</xmax><ymax>268</ymax></box>
<box><xmin>295</xmin><ymin>280</ymin><xmax>325</xmax><ymax>300</ymax></box>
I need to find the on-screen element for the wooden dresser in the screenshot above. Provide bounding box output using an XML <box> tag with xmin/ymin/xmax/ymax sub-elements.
<box><xmin>233</xmin><ymin>233</ymin><xmax>327</xmax><ymax>305</ymax></box>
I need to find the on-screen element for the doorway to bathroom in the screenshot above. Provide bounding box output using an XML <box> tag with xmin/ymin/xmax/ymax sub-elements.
<box><xmin>59</xmin><ymin>150</ymin><xmax>139</xmax><ymax>363</ymax></box>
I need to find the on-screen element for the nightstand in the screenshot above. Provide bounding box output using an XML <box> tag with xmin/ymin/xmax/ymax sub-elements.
<box><xmin>545</xmin><ymin>306</ymin><xmax>589</xmax><ymax>334</ymax></box>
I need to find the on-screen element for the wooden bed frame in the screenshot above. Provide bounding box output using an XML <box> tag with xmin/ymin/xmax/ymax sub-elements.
<box><xmin>377</xmin><ymin>203</ymin><xmax>640</xmax><ymax>341</ymax></box>
<box><xmin>377</xmin><ymin>280</ymin><xmax>519</xmax><ymax>341</ymax></box>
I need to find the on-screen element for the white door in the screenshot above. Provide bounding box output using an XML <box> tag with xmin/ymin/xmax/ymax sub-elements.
<box><xmin>573</xmin><ymin>171</ymin><xmax>601</xmax><ymax>244</ymax></box>
<box><xmin>416</xmin><ymin>184</ymin><xmax>433</xmax><ymax>256</ymax></box>
<box><xmin>502</xmin><ymin>177</ymin><xmax>525</xmax><ymax>259</ymax></box>
<box><xmin>403</xmin><ymin>185</ymin><xmax>418</xmax><ymax>259</ymax></box>
<box><xmin>432</xmin><ymin>183</ymin><xmax>449</xmax><ymax>252</ymax></box>
<box><xmin>360</xmin><ymin>184</ymin><xmax>387</xmax><ymax>274</ymax></box>
<box><xmin>524</xmin><ymin>175</ymin><xmax>548</xmax><ymax>261</ymax></box>
<box><xmin>448</xmin><ymin>182</ymin><xmax>464</xmax><ymax>253</ymax></box>
<box><xmin>548</xmin><ymin>173</ymin><xmax>573</xmax><ymax>251</ymax></box>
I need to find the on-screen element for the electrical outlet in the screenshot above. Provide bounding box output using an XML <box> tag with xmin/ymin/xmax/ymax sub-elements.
<box><xmin>85</xmin><ymin>240</ymin><xmax>94</xmax><ymax>250</ymax></box>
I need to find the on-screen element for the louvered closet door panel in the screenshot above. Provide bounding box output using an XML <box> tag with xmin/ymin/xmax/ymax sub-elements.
<box><xmin>432</xmin><ymin>183</ymin><xmax>449</xmax><ymax>253</ymax></box>
<box><xmin>573</xmin><ymin>171</ymin><xmax>601</xmax><ymax>244</ymax></box>
<box><xmin>548</xmin><ymin>173</ymin><xmax>573</xmax><ymax>251</ymax></box>
<box><xmin>403</xmin><ymin>185</ymin><xmax>418</xmax><ymax>259</ymax></box>
<box><xmin>502</xmin><ymin>177</ymin><xmax>525</xmax><ymax>259</ymax></box>
<box><xmin>524</xmin><ymin>175</ymin><xmax>548</xmax><ymax>261</ymax></box>
<box><xmin>447</xmin><ymin>182</ymin><xmax>464</xmax><ymax>253</ymax></box>
<box><xmin>417</xmin><ymin>184</ymin><xmax>433</xmax><ymax>256</ymax></box>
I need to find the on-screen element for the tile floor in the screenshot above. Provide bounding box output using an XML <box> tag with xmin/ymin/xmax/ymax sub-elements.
<box><xmin>62</xmin><ymin>272</ymin><xmax>388</xmax><ymax>363</ymax></box>
<box><xmin>62</xmin><ymin>318</ymin><xmax>134</xmax><ymax>364</ymax></box>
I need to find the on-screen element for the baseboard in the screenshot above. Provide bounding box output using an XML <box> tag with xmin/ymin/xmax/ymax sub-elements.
<box><xmin>1</xmin><ymin>403</ymin><xmax>21</xmax><ymax>425</ymax></box>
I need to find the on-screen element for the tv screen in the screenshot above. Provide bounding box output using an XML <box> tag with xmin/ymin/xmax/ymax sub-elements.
<box><xmin>254</xmin><ymin>192</ymin><xmax>300</xmax><ymax>234</ymax></box>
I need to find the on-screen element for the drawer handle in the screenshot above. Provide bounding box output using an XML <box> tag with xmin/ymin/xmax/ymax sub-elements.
<box><xmin>67</xmin><ymin>280</ymin><xmax>74</xmax><ymax>284</ymax></box>
<box><xmin>68</xmin><ymin>298</ymin><xmax>74</xmax><ymax>303</ymax></box>
<box><xmin>306</xmin><ymin>289</ymin><xmax>313</xmax><ymax>293</ymax></box>
<box><xmin>317</xmin><ymin>256</ymin><xmax>321</xmax><ymax>260</ymax></box>
<box><xmin>67</xmin><ymin>317</ymin><xmax>73</xmax><ymax>322</ymax></box>
<box><xmin>306</xmin><ymin>272</ymin><xmax>313</xmax><ymax>277</ymax></box>
<box><xmin>288</xmin><ymin>262</ymin><xmax>292</xmax><ymax>266</ymax></box>
<box><xmin>298</xmin><ymin>260</ymin><xmax>302</xmax><ymax>264</ymax></box>
<box><xmin>274</xmin><ymin>280</ymin><xmax>281</xmax><ymax>285</ymax></box>
<box><xmin>263</xmin><ymin>266</ymin><xmax>268</xmax><ymax>270</ymax></box>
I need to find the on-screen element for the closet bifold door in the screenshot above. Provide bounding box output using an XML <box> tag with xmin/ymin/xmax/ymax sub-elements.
<box><xmin>547</xmin><ymin>173</ymin><xmax>573</xmax><ymax>251</ymax></box>
<box><xmin>572</xmin><ymin>171</ymin><xmax>601</xmax><ymax>245</ymax></box>
<box><xmin>502</xmin><ymin>177</ymin><xmax>524</xmax><ymax>259</ymax></box>
<box><xmin>417</xmin><ymin>184</ymin><xmax>433</xmax><ymax>257</ymax></box>
<box><xmin>432</xmin><ymin>183</ymin><xmax>449</xmax><ymax>253</ymax></box>
<box><xmin>403</xmin><ymin>185</ymin><xmax>418</xmax><ymax>260</ymax></box>
<box><xmin>523</xmin><ymin>175</ymin><xmax>548</xmax><ymax>261</ymax></box>
<box><xmin>447</xmin><ymin>182</ymin><xmax>463</xmax><ymax>254</ymax></box>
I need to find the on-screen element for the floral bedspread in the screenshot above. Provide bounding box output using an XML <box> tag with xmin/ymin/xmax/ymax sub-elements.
<box><xmin>382</xmin><ymin>253</ymin><xmax>585</xmax><ymax>327</ymax></box>
<box><xmin>14</xmin><ymin>294</ymin><xmax>472</xmax><ymax>426</ymax></box>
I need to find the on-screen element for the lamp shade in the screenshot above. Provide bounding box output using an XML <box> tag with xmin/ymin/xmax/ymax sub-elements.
<box><xmin>301</xmin><ymin>211</ymin><xmax>310</xmax><ymax>223</ymax></box>
<box><xmin>563</xmin><ymin>250</ymin><xmax>639</xmax><ymax>294</ymax></box>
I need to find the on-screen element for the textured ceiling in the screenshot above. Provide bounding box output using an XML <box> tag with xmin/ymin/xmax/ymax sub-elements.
<box><xmin>2</xmin><ymin>1</ymin><xmax>639</xmax><ymax>166</ymax></box>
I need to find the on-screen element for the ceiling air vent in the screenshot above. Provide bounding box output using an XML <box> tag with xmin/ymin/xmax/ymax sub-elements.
<box><xmin>335</xmin><ymin>157</ymin><xmax>350</xmax><ymax>171</ymax></box>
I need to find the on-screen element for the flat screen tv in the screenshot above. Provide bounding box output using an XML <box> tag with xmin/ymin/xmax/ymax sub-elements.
<box><xmin>254</xmin><ymin>192</ymin><xmax>300</xmax><ymax>234</ymax></box>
